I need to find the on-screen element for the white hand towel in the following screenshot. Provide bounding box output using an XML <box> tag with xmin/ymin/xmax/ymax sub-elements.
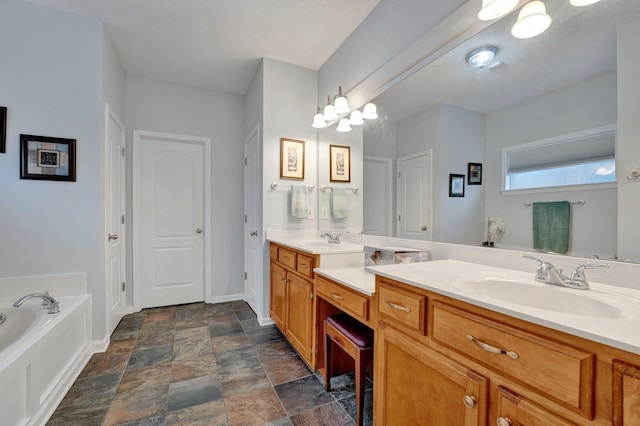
<box><xmin>332</xmin><ymin>188</ymin><xmax>348</xmax><ymax>219</ymax></box>
<box><xmin>291</xmin><ymin>184</ymin><xmax>308</xmax><ymax>219</ymax></box>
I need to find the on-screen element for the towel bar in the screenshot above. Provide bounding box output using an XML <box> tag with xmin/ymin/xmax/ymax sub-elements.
<box><xmin>270</xmin><ymin>182</ymin><xmax>315</xmax><ymax>192</ymax></box>
<box><xmin>320</xmin><ymin>185</ymin><xmax>359</xmax><ymax>194</ymax></box>
<box><xmin>524</xmin><ymin>200</ymin><xmax>585</xmax><ymax>207</ymax></box>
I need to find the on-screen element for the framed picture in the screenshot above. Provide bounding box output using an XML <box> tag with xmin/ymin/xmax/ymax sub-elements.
<box><xmin>20</xmin><ymin>134</ymin><xmax>76</xmax><ymax>181</ymax></box>
<box><xmin>330</xmin><ymin>144</ymin><xmax>351</xmax><ymax>182</ymax></box>
<box><xmin>468</xmin><ymin>162</ymin><xmax>482</xmax><ymax>185</ymax></box>
<box><xmin>0</xmin><ymin>106</ymin><xmax>6</xmax><ymax>154</ymax></box>
<box><xmin>280</xmin><ymin>138</ymin><xmax>305</xmax><ymax>180</ymax></box>
<box><xmin>449</xmin><ymin>174</ymin><xmax>465</xmax><ymax>197</ymax></box>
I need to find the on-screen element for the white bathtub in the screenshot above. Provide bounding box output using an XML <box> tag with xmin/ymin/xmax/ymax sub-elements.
<box><xmin>0</xmin><ymin>295</ymin><xmax>92</xmax><ymax>426</ymax></box>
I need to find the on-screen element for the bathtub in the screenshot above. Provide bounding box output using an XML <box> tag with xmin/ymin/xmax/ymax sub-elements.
<box><xmin>0</xmin><ymin>295</ymin><xmax>92</xmax><ymax>426</ymax></box>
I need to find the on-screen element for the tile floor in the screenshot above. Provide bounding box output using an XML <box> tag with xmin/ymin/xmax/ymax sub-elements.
<box><xmin>47</xmin><ymin>301</ymin><xmax>373</xmax><ymax>425</ymax></box>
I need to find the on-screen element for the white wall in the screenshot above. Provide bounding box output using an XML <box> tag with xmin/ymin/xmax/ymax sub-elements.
<box><xmin>124</xmin><ymin>76</ymin><xmax>245</xmax><ymax>301</ymax></box>
<box><xmin>484</xmin><ymin>72</ymin><xmax>617</xmax><ymax>258</ymax></box>
<box><xmin>617</xmin><ymin>15</ymin><xmax>640</xmax><ymax>263</ymax></box>
<box><xmin>0</xmin><ymin>0</ymin><xmax>107</xmax><ymax>339</ymax></box>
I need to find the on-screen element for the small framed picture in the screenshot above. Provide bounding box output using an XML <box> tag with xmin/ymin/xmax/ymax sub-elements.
<box><xmin>20</xmin><ymin>134</ymin><xmax>76</xmax><ymax>181</ymax></box>
<box><xmin>0</xmin><ymin>106</ymin><xmax>6</xmax><ymax>154</ymax></box>
<box><xmin>468</xmin><ymin>162</ymin><xmax>482</xmax><ymax>185</ymax></box>
<box><xmin>280</xmin><ymin>138</ymin><xmax>305</xmax><ymax>180</ymax></box>
<box><xmin>449</xmin><ymin>174</ymin><xmax>465</xmax><ymax>197</ymax></box>
<box><xmin>330</xmin><ymin>144</ymin><xmax>351</xmax><ymax>182</ymax></box>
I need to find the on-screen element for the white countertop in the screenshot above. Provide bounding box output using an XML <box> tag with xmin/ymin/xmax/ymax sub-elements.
<box><xmin>366</xmin><ymin>259</ymin><xmax>640</xmax><ymax>355</ymax></box>
<box><xmin>267</xmin><ymin>236</ymin><xmax>364</xmax><ymax>255</ymax></box>
<box><xmin>314</xmin><ymin>267</ymin><xmax>376</xmax><ymax>296</ymax></box>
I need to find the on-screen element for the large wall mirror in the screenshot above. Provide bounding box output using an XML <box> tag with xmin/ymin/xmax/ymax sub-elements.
<box><xmin>319</xmin><ymin>0</ymin><xmax>639</xmax><ymax>262</ymax></box>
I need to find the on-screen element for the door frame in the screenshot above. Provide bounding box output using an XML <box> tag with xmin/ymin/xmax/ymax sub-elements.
<box><xmin>132</xmin><ymin>129</ymin><xmax>212</xmax><ymax>311</ymax></box>
<box><xmin>243</xmin><ymin>124</ymin><xmax>263</xmax><ymax>317</ymax></box>
<box><xmin>396</xmin><ymin>150</ymin><xmax>433</xmax><ymax>241</ymax></box>
<box><xmin>104</xmin><ymin>103</ymin><xmax>127</xmax><ymax>336</ymax></box>
<box><xmin>363</xmin><ymin>155</ymin><xmax>394</xmax><ymax>237</ymax></box>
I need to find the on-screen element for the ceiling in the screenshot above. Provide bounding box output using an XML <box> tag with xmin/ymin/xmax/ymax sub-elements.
<box><xmin>23</xmin><ymin>0</ymin><xmax>381</xmax><ymax>95</ymax></box>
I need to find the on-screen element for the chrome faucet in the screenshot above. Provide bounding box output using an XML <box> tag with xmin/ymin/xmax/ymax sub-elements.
<box><xmin>320</xmin><ymin>232</ymin><xmax>340</xmax><ymax>244</ymax></box>
<box><xmin>13</xmin><ymin>292</ymin><xmax>60</xmax><ymax>314</ymax></box>
<box><xmin>523</xmin><ymin>255</ymin><xmax>608</xmax><ymax>290</ymax></box>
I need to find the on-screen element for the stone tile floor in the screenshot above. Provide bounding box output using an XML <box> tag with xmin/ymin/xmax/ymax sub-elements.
<box><xmin>47</xmin><ymin>301</ymin><xmax>373</xmax><ymax>425</ymax></box>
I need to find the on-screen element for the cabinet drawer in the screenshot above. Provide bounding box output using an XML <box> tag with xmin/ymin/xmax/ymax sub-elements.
<box><xmin>497</xmin><ymin>386</ymin><xmax>576</xmax><ymax>426</ymax></box>
<box><xmin>377</xmin><ymin>281</ymin><xmax>427</xmax><ymax>335</ymax></box>
<box><xmin>432</xmin><ymin>302</ymin><xmax>594</xmax><ymax>418</ymax></box>
<box><xmin>269</xmin><ymin>244</ymin><xmax>278</xmax><ymax>261</ymax></box>
<box><xmin>317</xmin><ymin>276</ymin><xmax>369</xmax><ymax>322</ymax></box>
<box><xmin>296</xmin><ymin>254</ymin><xmax>314</xmax><ymax>277</ymax></box>
<box><xmin>278</xmin><ymin>247</ymin><xmax>297</xmax><ymax>269</ymax></box>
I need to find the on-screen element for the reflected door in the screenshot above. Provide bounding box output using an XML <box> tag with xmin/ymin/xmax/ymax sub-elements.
<box><xmin>397</xmin><ymin>151</ymin><xmax>432</xmax><ymax>241</ymax></box>
<box><xmin>244</xmin><ymin>126</ymin><xmax>260</xmax><ymax>314</ymax></box>
<box><xmin>134</xmin><ymin>131</ymin><xmax>206</xmax><ymax>309</ymax></box>
<box><xmin>364</xmin><ymin>156</ymin><xmax>393</xmax><ymax>236</ymax></box>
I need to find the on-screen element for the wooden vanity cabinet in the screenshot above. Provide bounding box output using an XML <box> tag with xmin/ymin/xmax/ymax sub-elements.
<box><xmin>373</xmin><ymin>275</ymin><xmax>640</xmax><ymax>426</ymax></box>
<box><xmin>269</xmin><ymin>243</ymin><xmax>318</xmax><ymax>367</ymax></box>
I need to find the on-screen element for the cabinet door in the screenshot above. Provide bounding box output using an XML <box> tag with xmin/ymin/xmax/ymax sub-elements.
<box><xmin>375</xmin><ymin>324</ymin><xmax>488</xmax><ymax>426</ymax></box>
<box><xmin>613</xmin><ymin>359</ymin><xmax>640</xmax><ymax>426</ymax></box>
<box><xmin>270</xmin><ymin>263</ymin><xmax>287</xmax><ymax>331</ymax></box>
<box><xmin>286</xmin><ymin>273</ymin><xmax>313</xmax><ymax>364</ymax></box>
<box><xmin>496</xmin><ymin>386</ymin><xmax>576</xmax><ymax>426</ymax></box>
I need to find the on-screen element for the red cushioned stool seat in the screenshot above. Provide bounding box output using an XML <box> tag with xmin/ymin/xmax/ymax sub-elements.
<box><xmin>325</xmin><ymin>313</ymin><xmax>374</xmax><ymax>426</ymax></box>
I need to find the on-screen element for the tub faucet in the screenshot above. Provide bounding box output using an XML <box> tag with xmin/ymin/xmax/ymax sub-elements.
<box><xmin>320</xmin><ymin>232</ymin><xmax>340</xmax><ymax>244</ymax></box>
<box><xmin>13</xmin><ymin>292</ymin><xmax>60</xmax><ymax>314</ymax></box>
<box><xmin>523</xmin><ymin>255</ymin><xmax>608</xmax><ymax>290</ymax></box>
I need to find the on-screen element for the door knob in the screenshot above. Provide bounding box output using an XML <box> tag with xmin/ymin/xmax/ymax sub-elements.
<box><xmin>196</xmin><ymin>228</ymin><xmax>203</xmax><ymax>234</ymax></box>
<box><xmin>462</xmin><ymin>395</ymin><xmax>476</xmax><ymax>408</ymax></box>
<box><xmin>421</xmin><ymin>226</ymin><xmax>428</xmax><ymax>231</ymax></box>
<box><xmin>108</xmin><ymin>234</ymin><xmax>119</xmax><ymax>241</ymax></box>
<box><xmin>250</xmin><ymin>230</ymin><xmax>258</xmax><ymax>237</ymax></box>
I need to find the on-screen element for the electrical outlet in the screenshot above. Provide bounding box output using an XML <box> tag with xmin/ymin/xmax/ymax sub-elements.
<box><xmin>321</xmin><ymin>208</ymin><xmax>328</xmax><ymax>219</ymax></box>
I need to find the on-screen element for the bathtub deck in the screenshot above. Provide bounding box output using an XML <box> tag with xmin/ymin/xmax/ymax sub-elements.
<box><xmin>47</xmin><ymin>301</ymin><xmax>372</xmax><ymax>425</ymax></box>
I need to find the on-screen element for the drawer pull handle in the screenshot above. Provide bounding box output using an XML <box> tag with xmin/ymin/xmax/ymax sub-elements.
<box><xmin>282</xmin><ymin>256</ymin><xmax>290</xmax><ymax>261</ymax></box>
<box><xmin>496</xmin><ymin>417</ymin><xmax>512</xmax><ymax>426</ymax></box>
<box><xmin>385</xmin><ymin>299</ymin><xmax>411</xmax><ymax>313</ymax></box>
<box><xmin>462</xmin><ymin>395</ymin><xmax>476</xmax><ymax>408</ymax></box>
<box><xmin>330</xmin><ymin>292</ymin><xmax>344</xmax><ymax>300</ymax></box>
<box><xmin>299</xmin><ymin>264</ymin><xmax>308</xmax><ymax>268</ymax></box>
<box><xmin>466</xmin><ymin>334</ymin><xmax>519</xmax><ymax>360</ymax></box>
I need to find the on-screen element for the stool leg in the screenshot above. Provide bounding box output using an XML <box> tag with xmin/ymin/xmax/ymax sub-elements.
<box><xmin>355</xmin><ymin>349</ymin><xmax>367</xmax><ymax>426</ymax></box>
<box><xmin>325</xmin><ymin>330</ymin><xmax>332</xmax><ymax>392</ymax></box>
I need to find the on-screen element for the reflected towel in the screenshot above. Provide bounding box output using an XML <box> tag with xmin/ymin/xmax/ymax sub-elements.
<box><xmin>291</xmin><ymin>185</ymin><xmax>308</xmax><ymax>219</ymax></box>
<box><xmin>532</xmin><ymin>201</ymin><xmax>570</xmax><ymax>254</ymax></box>
<box><xmin>332</xmin><ymin>188</ymin><xmax>348</xmax><ymax>219</ymax></box>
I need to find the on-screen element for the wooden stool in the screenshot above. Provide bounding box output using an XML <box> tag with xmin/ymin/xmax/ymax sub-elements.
<box><xmin>325</xmin><ymin>313</ymin><xmax>374</xmax><ymax>426</ymax></box>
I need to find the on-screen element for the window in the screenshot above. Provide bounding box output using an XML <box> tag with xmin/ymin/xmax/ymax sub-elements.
<box><xmin>503</xmin><ymin>125</ymin><xmax>616</xmax><ymax>191</ymax></box>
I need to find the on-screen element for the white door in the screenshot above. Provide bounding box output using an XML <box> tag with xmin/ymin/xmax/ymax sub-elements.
<box><xmin>133</xmin><ymin>131</ymin><xmax>209</xmax><ymax>309</ymax></box>
<box><xmin>363</xmin><ymin>156</ymin><xmax>393</xmax><ymax>236</ymax></box>
<box><xmin>105</xmin><ymin>104</ymin><xmax>126</xmax><ymax>334</ymax></box>
<box><xmin>397</xmin><ymin>151</ymin><xmax>432</xmax><ymax>241</ymax></box>
<box><xmin>244</xmin><ymin>126</ymin><xmax>261</xmax><ymax>314</ymax></box>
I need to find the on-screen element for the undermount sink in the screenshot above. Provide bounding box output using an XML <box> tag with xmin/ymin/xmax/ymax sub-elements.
<box><xmin>287</xmin><ymin>240</ymin><xmax>363</xmax><ymax>252</ymax></box>
<box><xmin>457</xmin><ymin>279</ymin><xmax>624</xmax><ymax>319</ymax></box>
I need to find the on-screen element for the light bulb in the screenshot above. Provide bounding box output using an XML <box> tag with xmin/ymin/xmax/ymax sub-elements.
<box><xmin>312</xmin><ymin>113</ymin><xmax>327</xmax><ymax>129</ymax></box>
<box><xmin>361</xmin><ymin>103</ymin><xmax>378</xmax><ymax>120</ymax></box>
<box><xmin>478</xmin><ymin>0</ymin><xmax>519</xmax><ymax>20</ymax></box>
<box><xmin>336</xmin><ymin>118</ymin><xmax>352</xmax><ymax>132</ymax></box>
<box><xmin>511</xmin><ymin>1</ymin><xmax>552</xmax><ymax>39</ymax></box>
<box><xmin>333</xmin><ymin>86</ymin><xmax>350</xmax><ymax>115</ymax></box>
<box><xmin>569</xmin><ymin>0</ymin><xmax>600</xmax><ymax>5</ymax></box>
<box><xmin>349</xmin><ymin>110</ymin><xmax>364</xmax><ymax>126</ymax></box>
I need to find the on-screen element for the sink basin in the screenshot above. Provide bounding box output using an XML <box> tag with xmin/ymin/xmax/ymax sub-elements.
<box><xmin>287</xmin><ymin>240</ymin><xmax>363</xmax><ymax>253</ymax></box>
<box><xmin>457</xmin><ymin>279</ymin><xmax>624</xmax><ymax>319</ymax></box>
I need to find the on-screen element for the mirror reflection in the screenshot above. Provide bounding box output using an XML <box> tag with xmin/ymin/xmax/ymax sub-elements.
<box><xmin>355</xmin><ymin>0</ymin><xmax>638</xmax><ymax>261</ymax></box>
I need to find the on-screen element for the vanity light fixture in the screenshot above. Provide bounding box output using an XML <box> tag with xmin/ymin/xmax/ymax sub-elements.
<box><xmin>466</xmin><ymin>46</ymin><xmax>499</xmax><ymax>68</ymax></box>
<box><xmin>478</xmin><ymin>0</ymin><xmax>519</xmax><ymax>20</ymax></box>
<box><xmin>323</xmin><ymin>95</ymin><xmax>338</xmax><ymax>121</ymax></box>
<box><xmin>569</xmin><ymin>0</ymin><xmax>601</xmax><ymax>6</ymax></box>
<box><xmin>311</xmin><ymin>106</ymin><xmax>327</xmax><ymax>129</ymax></box>
<box><xmin>336</xmin><ymin>118</ymin><xmax>352</xmax><ymax>132</ymax></box>
<box><xmin>511</xmin><ymin>1</ymin><xmax>552</xmax><ymax>39</ymax></box>
<box><xmin>333</xmin><ymin>86</ymin><xmax>350</xmax><ymax>115</ymax></box>
<box><xmin>361</xmin><ymin>103</ymin><xmax>378</xmax><ymax>120</ymax></box>
<box><xmin>349</xmin><ymin>110</ymin><xmax>364</xmax><ymax>126</ymax></box>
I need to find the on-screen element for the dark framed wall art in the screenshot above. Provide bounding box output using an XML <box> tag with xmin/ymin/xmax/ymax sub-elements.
<box><xmin>468</xmin><ymin>162</ymin><xmax>482</xmax><ymax>185</ymax></box>
<box><xmin>329</xmin><ymin>144</ymin><xmax>351</xmax><ymax>182</ymax></box>
<box><xmin>20</xmin><ymin>134</ymin><xmax>76</xmax><ymax>181</ymax></box>
<box><xmin>0</xmin><ymin>106</ymin><xmax>6</xmax><ymax>153</ymax></box>
<box><xmin>280</xmin><ymin>137</ymin><xmax>305</xmax><ymax>180</ymax></box>
<box><xmin>449</xmin><ymin>174</ymin><xmax>465</xmax><ymax>197</ymax></box>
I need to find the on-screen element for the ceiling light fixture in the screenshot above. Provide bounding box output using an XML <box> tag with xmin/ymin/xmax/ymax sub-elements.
<box><xmin>511</xmin><ymin>1</ymin><xmax>552</xmax><ymax>39</ymax></box>
<box><xmin>336</xmin><ymin>118</ymin><xmax>352</xmax><ymax>133</ymax></box>
<box><xmin>311</xmin><ymin>106</ymin><xmax>327</xmax><ymax>129</ymax></box>
<box><xmin>569</xmin><ymin>0</ymin><xmax>601</xmax><ymax>6</ymax></box>
<box><xmin>323</xmin><ymin>95</ymin><xmax>338</xmax><ymax>121</ymax></box>
<box><xmin>361</xmin><ymin>103</ymin><xmax>378</xmax><ymax>120</ymax></box>
<box><xmin>478</xmin><ymin>0</ymin><xmax>519</xmax><ymax>20</ymax></box>
<box><xmin>333</xmin><ymin>86</ymin><xmax>350</xmax><ymax>115</ymax></box>
<box><xmin>466</xmin><ymin>46</ymin><xmax>499</xmax><ymax>68</ymax></box>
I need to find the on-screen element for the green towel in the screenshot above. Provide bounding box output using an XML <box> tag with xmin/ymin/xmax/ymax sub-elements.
<box><xmin>532</xmin><ymin>201</ymin><xmax>570</xmax><ymax>254</ymax></box>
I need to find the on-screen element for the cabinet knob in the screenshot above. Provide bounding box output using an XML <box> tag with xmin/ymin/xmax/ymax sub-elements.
<box><xmin>496</xmin><ymin>417</ymin><xmax>512</xmax><ymax>426</ymax></box>
<box><xmin>421</xmin><ymin>225</ymin><xmax>428</xmax><ymax>231</ymax></box>
<box><xmin>196</xmin><ymin>228</ymin><xmax>203</xmax><ymax>234</ymax></box>
<box><xmin>462</xmin><ymin>395</ymin><xmax>476</xmax><ymax>408</ymax></box>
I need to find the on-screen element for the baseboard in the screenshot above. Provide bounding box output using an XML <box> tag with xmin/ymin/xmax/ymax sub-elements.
<box><xmin>208</xmin><ymin>293</ymin><xmax>243</xmax><ymax>304</ymax></box>
<box><xmin>92</xmin><ymin>334</ymin><xmax>111</xmax><ymax>354</ymax></box>
<box><xmin>257</xmin><ymin>315</ymin><xmax>275</xmax><ymax>326</ymax></box>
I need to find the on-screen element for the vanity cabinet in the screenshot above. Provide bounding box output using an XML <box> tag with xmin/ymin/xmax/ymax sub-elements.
<box><xmin>269</xmin><ymin>243</ymin><xmax>318</xmax><ymax>367</ymax></box>
<box><xmin>373</xmin><ymin>275</ymin><xmax>640</xmax><ymax>425</ymax></box>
